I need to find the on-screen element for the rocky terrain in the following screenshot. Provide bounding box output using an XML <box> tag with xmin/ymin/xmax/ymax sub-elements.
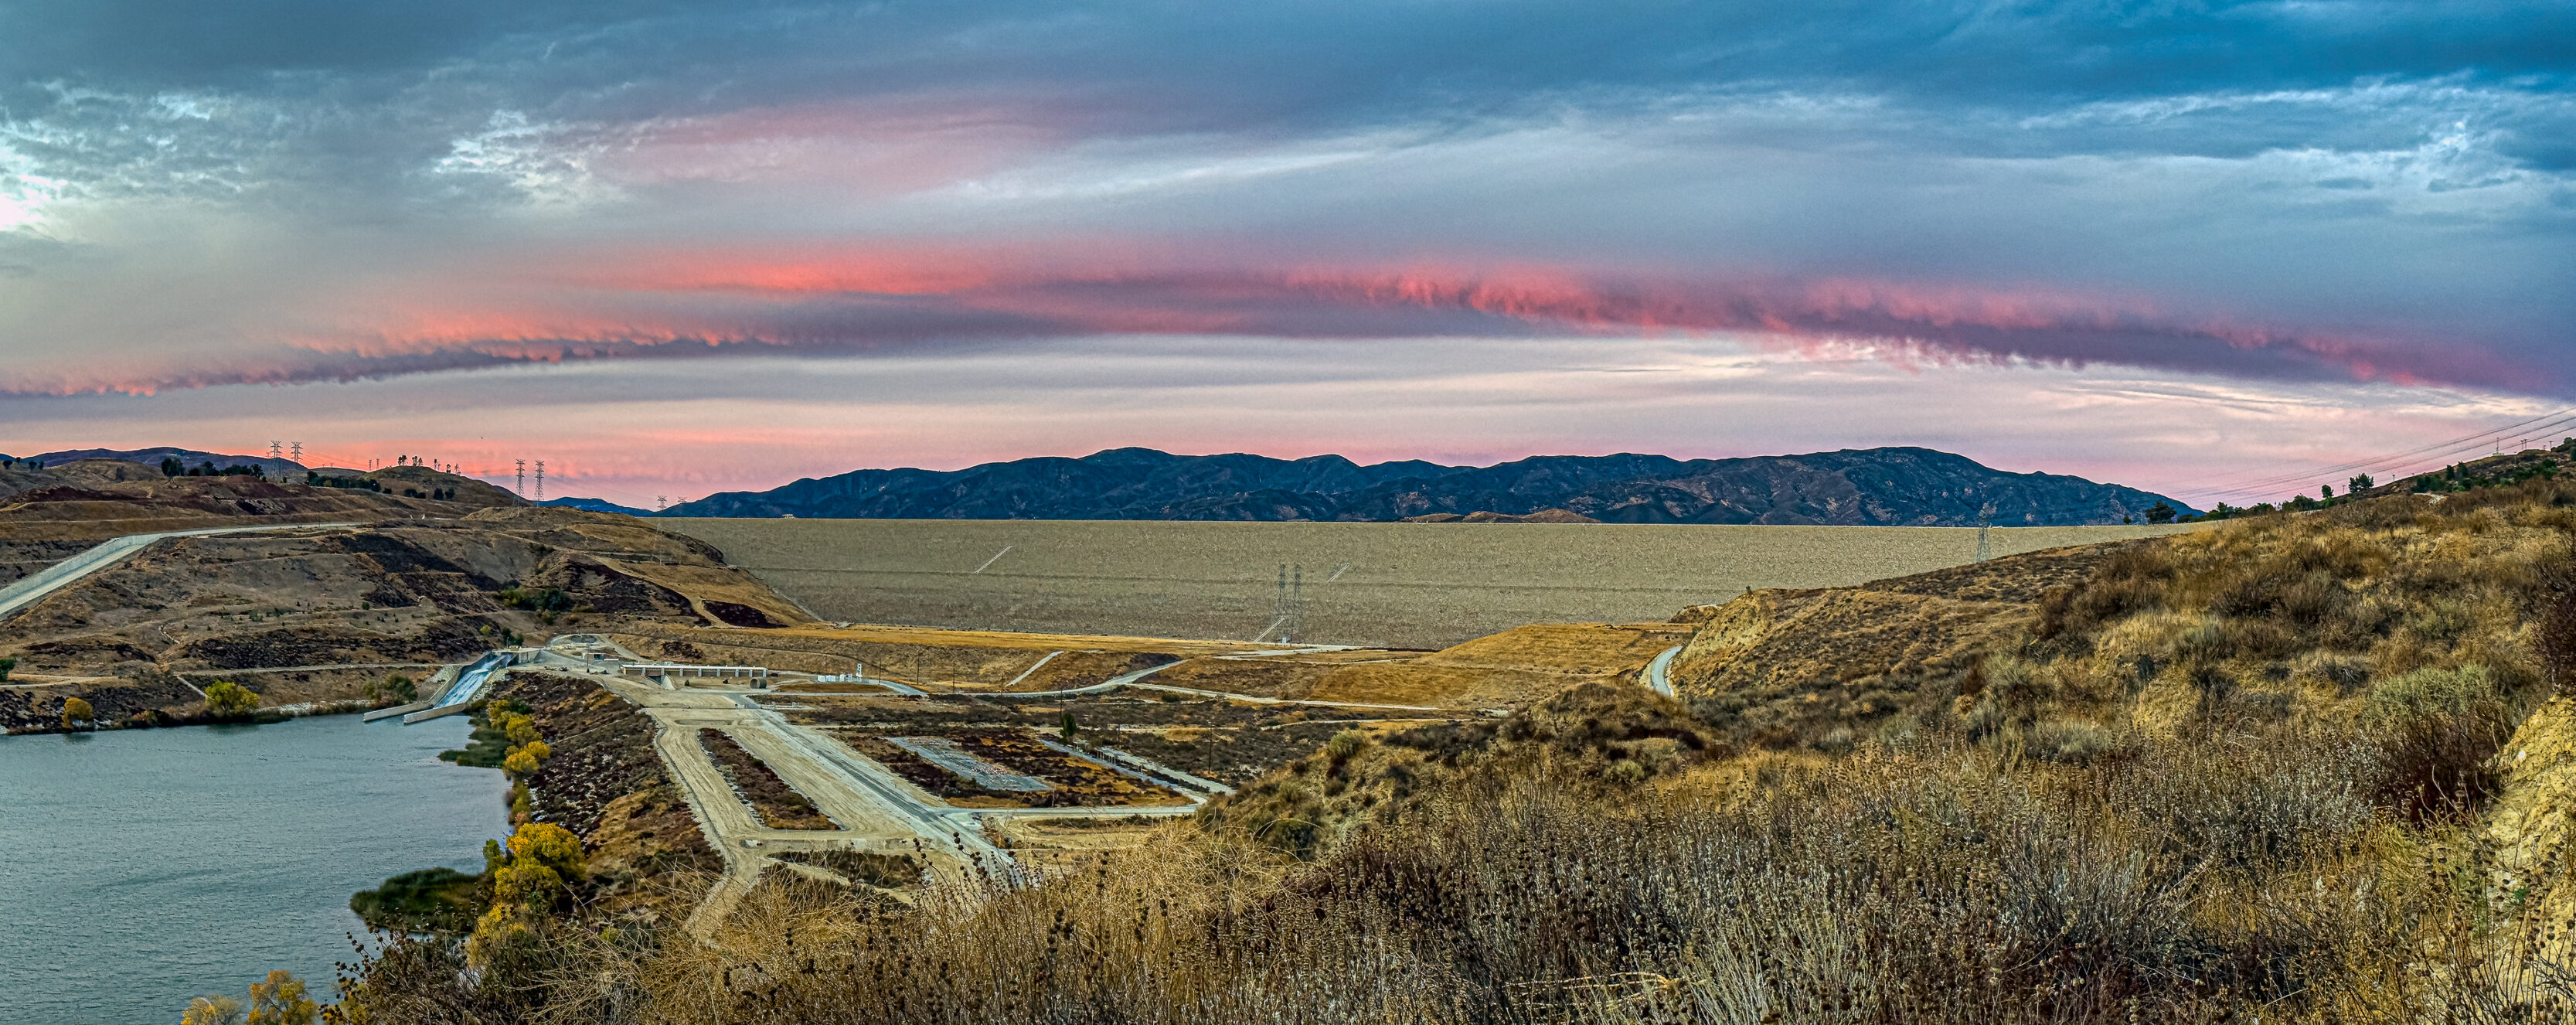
<box><xmin>505</xmin><ymin>671</ymin><xmax>722</xmax><ymax>883</ymax></box>
<box><xmin>665</xmin><ymin>445</ymin><xmax>2192</xmax><ymax>526</ymax></box>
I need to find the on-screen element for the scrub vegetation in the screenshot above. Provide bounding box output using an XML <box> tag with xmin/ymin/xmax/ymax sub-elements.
<box><xmin>321</xmin><ymin>482</ymin><xmax>2576</xmax><ymax>1021</ymax></box>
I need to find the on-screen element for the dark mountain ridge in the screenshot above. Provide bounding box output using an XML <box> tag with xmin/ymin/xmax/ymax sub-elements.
<box><xmin>542</xmin><ymin>496</ymin><xmax>655</xmax><ymax>516</ymax></box>
<box><xmin>666</xmin><ymin>446</ymin><xmax>2193</xmax><ymax>526</ymax></box>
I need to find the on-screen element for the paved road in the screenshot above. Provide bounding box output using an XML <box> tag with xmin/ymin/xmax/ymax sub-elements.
<box><xmin>0</xmin><ymin>522</ymin><xmax>361</xmax><ymax>622</ymax></box>
<box><xmin>1642</xmin><ymin>645</ymin><xmax>1682</xmax><ymax>698</ymax></box>
<box><xmin>584</xmin><ymin>673</ymin><xmax>1021</xmax><ymax>935</ymax></box>
<box><xmin>993</xmin><ymin>661</ymin><xmax>1455</xmax><ymax>712</ymax></box>
<box><xmin>519</xmin><ymin>636</ymin><xmax>1439</xmax><ymax>936</ymax></box>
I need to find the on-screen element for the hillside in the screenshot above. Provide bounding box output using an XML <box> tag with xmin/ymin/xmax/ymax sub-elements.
<box><xmin>666</xmin><ymin>445</ymin><xmax>2191</xmax><ymax>526</ymax></box>
<box><xmin>12</xmin><ymin>445</ymin><xmax>308</xmax><ymax>478</ymax></box>
<box><xmin>337</xmin><ymin>479</ymin><xmax>2576</xmax><ymax>1023</ymax></box>
<box><xmin>0</xmin><ymin>466</ymin><xmax>808</xmax><ymax>733</ymax></box>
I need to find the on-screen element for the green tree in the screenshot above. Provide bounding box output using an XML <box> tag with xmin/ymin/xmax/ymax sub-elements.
<box><xmin>202</xmin><ymin>680</ymin><xmax>260</xmax><ymax>719</ymax></box>
<box><xmin>2349</xmin><ymin>473</ymin><xmax>2374</xmax><ymax>492</ymax></box>
<box><xmin>0</xmin><ymin>656</ymin><xmax>15</xmax><ymax>682</ymax></box>
<box><xmin>60</xmin><ymin>696</ymin><xmax>93</xmax><ymax>730</ymax></box>
<box><xmin>245</xmin><ymin>970</ymin><xmax>317</xmax><ymax>1025</ymax></box>
<box><xmin>180</xmin><ymin>995</ymin><xmax>243</xmax><ymax>1025</ymax></box>
<box><xmin>2144</xmin><ymin>502</ymin><xmax>2176</xmax><ymax>524</ymax></box>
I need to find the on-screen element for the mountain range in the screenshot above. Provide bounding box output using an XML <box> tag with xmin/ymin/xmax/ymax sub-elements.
<box><xmin>662</xmin><ymin>447</ymin><xmax>2194</xmax><ymax>526</ymax></box>
<box><xmin>539</xmin><ymin>496</ymin><xmax>655</xmax><ymax>516</ymax></box>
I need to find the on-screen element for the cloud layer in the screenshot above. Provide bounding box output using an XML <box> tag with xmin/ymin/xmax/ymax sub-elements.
<box><xmin>1</xmin><ymin>1</ymin><xmax>2571</xmax><ymax>487</ymax></box>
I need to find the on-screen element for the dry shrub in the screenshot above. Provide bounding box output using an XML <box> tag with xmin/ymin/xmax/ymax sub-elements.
<box><xmin>2025</xmin><ymin>717</ymin><xmax>2113</xmax><ymax>764</ymax></box>
<box><xmin>2537</xmin><ymin>557</ymin><xmax>2576</xmax><ymax>697</ymax></box>
<box><xmin>2363</xmin><ymin>665</ymin><xmax>2521</xmax><ymax>823</ymax></box>
<box><xmin>335</xmin><ymin>485</ymin><xmax>2576</xmax><ymax>1024</ymax></box>
<box><xmin>338</xmin><ymin>715</ymin><xmax>2547</xmax><ymax>1025</ymax></box>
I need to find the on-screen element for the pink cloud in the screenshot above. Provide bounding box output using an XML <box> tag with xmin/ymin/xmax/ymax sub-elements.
<box><xmin>0</xmin><ymin>243</ymin><xmax>2537</xmax><ymax>397</ymax></box>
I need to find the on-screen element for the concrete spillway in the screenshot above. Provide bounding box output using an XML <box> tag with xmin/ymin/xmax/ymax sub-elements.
<box><xmin>401</xmin><ymin>650</ymin><xmax>516</xmax><ymax>724</ymax></box>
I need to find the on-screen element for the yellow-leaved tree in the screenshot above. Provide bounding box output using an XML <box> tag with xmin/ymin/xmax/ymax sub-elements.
<box><xmin>60</xmin><ymin>696</ymin><xmax>94</xmax><ymax>729</ymax></box>
<box><xmin>244</xmin><ymin>969</ymin><xmax>317</xmax><ymax>1025</ymax></box>
<box><xmin>500</xmin><ymin>738</ymin><xmax>551</xmax><ymax>776</ymax></box>
<box><xmin>202</xmin><ymin>681</ymin><xmax>260</xmax><ymax>720</ymax></box>
<box><xmin>469</xmin><ymin>822</ymin><xmax>588</xmax><ymax>965</ymax></box>
<box><xmin>485</xmin><ymin>821</ymin><xmax>587</xmax><ymax>916</ymax></box>
<box><xmin>179</xmin><ymin>994</ymin><xmax>243</xmax><ymax>1025</ymax></box>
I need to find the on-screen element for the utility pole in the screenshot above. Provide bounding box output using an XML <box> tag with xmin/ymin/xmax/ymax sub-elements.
<box><xmin>534</xmin><ymin>461</ymin><xmax>544</xmax><ymax>501</ymax></box>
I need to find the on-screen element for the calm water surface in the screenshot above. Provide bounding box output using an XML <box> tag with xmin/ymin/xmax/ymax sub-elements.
<box><xmin>0</xmin><ymin>715</ymin><xmax>509</xmax><ymax>1025</ymax></box>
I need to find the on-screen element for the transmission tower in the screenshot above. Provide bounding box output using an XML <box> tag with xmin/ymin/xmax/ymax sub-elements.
<box><xmin>1291</xmin><ymin>564</ymin><xmax>1305</xmax><ymax>642</ymax></box>
<box><xmin>289</xmin><ymin>441</ymin><xmax>302</xmax><ymax>463</ymax></box>
<box><xmin>1272</xmin><ymin>564</ymin><xmax>1307</xmax><ymax>643</ymax></box>
<box><xmin>534</xmin><ymin>461</ymin><xmax>545</xmax><ymax>500</ymax></box>
<box><xmin>1975</xmin><ymin>502</ymin><xmax>1996</xmax><ymax>562</ymax></box>
<box><xmin>655</xmin><ymin>495</ymin><xmax>668</xmax><ymax>512</ymax></box>
<box><xmin>516</xmin><ymin>459</ymin><xmax>526</xmax><ymax>495</ymax></box>
<box><xmin>268</xmin><ymin>441</ymin><xmax>282</xmax><ymax>460</ymax></box>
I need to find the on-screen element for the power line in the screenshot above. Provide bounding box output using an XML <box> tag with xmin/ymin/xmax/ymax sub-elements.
<box><xmin>2190</xmin><ymin>406</ymin><xmax>2576</xmax><ymax>502</ymax></box>
<box><xmin>2200</xmin><ymin>406</ymin><xmax>2576</xmax><ymax>494</ymax></box>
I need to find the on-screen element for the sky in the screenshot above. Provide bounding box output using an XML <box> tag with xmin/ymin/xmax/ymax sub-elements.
<box><xmin>1</xmin><ymin>1</ymin><xmax>2571</xmax><ymax>509</ymax></box>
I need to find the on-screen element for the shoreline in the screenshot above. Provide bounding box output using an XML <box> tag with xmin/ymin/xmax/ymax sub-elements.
<box><xmin>1</xmin><ymin>696</ymin><xmax>393</xmax><ymax>737</ymax></box>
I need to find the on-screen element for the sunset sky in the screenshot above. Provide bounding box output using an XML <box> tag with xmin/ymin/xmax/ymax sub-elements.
<box><xmin>2</xmin><ymin>1</ymin><xmax>2570</xmax><ymax>509</ymax></box>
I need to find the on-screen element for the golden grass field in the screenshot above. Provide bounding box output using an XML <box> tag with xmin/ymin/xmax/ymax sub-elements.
<box><xmin>662</xmin><ymin>519</ymin><xmax>2203</xmax><ymax>649</ymax></box>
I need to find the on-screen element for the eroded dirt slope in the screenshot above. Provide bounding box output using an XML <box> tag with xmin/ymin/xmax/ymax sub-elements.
<box><xmin>0</xmin><ymin>495</ymin><xmax>809</xmax><ymax>730</ymax></box>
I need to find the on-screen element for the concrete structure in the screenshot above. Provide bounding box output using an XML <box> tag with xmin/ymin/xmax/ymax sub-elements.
<box><xmin>621</xmin><ymin>662</ymin><xmax>770</xmax><ymax>687</ymax></box>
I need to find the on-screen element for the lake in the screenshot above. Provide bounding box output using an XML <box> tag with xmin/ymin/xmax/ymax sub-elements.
<box><xmin>0</xmin><ymin>714</ymin><xmax>509</xmax><ymax>1025</ymax></box>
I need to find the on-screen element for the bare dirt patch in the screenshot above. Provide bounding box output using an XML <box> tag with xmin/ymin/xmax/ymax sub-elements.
<box><xmin>698</xmin><ymin>728</ymin><xmax>836</xmax><ymax>829</ymax></box>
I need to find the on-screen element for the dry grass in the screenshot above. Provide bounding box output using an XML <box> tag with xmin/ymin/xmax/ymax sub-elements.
<box><xmin>338</xmin><ymin>487</ymin><xmax>2576</xmax><ymax>1023</ymax></box>
<box><xmin>341</xmin><ymin>712</ymin><xmax>2567</xmax><ymax>1023</ymax></box>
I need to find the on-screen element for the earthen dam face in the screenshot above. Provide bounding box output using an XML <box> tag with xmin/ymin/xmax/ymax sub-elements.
<box><xmin>660</xmin><ymin>519</ymin><xmax>2202</xmax><ymax>649</ymax></box>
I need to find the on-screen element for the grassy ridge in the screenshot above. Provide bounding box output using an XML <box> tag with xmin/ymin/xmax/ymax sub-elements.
<box><xmin>342</xmin><ymin>483</ymin><xmax>2576</xmax><ymax>1023</ymax></box>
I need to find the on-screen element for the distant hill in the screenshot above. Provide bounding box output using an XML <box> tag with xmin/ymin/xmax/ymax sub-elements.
<box><xmin>541</xmin><ymin>496</ymin><xmax>653</xmax><ymax>516</ymax></box>
<box><xmin>24</xmin><ymin>446</ymin><xmax>305</xmax><ymax>478</ymax></box>
<box><xmin>665</xmin><ymin>447</ymin><xmax>2193</xmax><ymax>526</ymax></box>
